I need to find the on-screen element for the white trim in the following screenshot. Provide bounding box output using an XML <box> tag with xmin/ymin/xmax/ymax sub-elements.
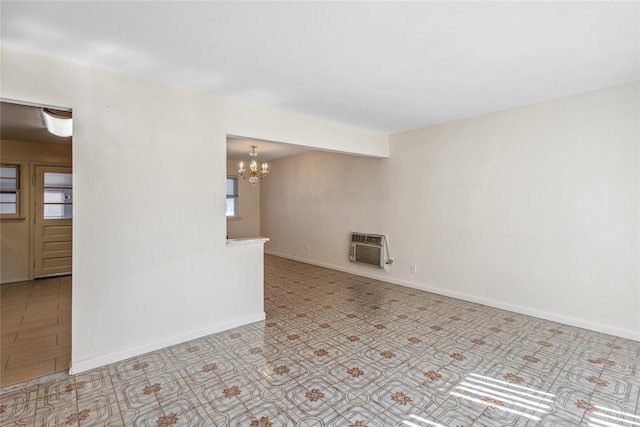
<box><xmin>226</xmin><ymin>237</ymin><xmax>270</xmax><ymax>246</ymax></box>
<box><xmin>0</xmin><ymin>97</ymin><xmax>72</xmax><ymax>112</ymax></box>
<box><xmin>69</xmin><ymin>312</ymin><xmax>266</xmax><ymax>374</ymax></box>
<box><xmin>265</xmin><ymin>250</ymin><xmax>639</xmax><ymax>342</ymax></box>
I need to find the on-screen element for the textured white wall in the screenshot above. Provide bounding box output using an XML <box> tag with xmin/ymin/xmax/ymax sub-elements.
<box><xmin>262</xmin><ymin>82</ymin><xmax>640</xmax><ymax>340</ymax></box>
<box><xmin>1</xmin><ymin>47</ymin><xmax>387</xmax><ymax>372</ymax></box>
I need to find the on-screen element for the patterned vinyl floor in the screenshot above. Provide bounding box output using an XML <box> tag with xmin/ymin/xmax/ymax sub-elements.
<box><xmin>1</xmin><ymin>255</ymin><xmax>638</xmax><ymax>426</ymax></box>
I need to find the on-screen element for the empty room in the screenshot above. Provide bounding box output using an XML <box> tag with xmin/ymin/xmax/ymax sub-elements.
<box><xmin>1</xmin><ymin>1</ymin><xmax>638</xmax><ymax>426</ymax></box>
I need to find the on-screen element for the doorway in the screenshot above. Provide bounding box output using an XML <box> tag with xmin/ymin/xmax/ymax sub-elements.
<box><xmin>0</xmin><ymin>101</ymin><xmax>73</xmax><ymax>387</ymax></box>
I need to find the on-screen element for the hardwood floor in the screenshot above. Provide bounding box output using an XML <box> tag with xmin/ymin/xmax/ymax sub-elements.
<box><xmin>0</xmin><ymin>275</ymin><xmax>71</xmax><ymax>387</ymax></box>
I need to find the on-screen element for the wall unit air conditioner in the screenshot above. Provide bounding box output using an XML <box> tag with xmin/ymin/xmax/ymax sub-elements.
<box><xmin>349</xmin><ymin>232</ymin><xmax>387</xmax><ymax>269</ymax></box>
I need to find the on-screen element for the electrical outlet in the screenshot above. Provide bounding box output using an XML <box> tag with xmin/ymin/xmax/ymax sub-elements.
<box><xmin>410</xmin><ymin>265</ymin><xmax>417</xmax><ymax>274</ymax></box>
<box><xmin>306</xmin><ymin>244</ymin><xmax>311</xmax><ymax>252</ymax></box>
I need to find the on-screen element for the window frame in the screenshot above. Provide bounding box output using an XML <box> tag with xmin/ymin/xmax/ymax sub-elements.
<box><xmin>0</xmin><ymin>164</ymin><xmax>22</xmax><ymax>220</ymax></box>
<box><xmin>226</xmin><ymin>176</ymin><xmax>239</xmax><ymax>218</ymax></box>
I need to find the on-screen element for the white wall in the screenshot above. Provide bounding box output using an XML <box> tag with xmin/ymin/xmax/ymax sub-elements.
<box><xmin>263</xmin><ymin>82</ymin><xmax>640</xmax><ymax>340</ymax></box>
<box><xmin>0</xmin><ymin>47</ymin><xmax>388</xmax><ymax>373</ymax></box>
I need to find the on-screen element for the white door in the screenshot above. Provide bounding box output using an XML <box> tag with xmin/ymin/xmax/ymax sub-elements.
<box><xmin>34</xmin><ymin>165</ymin><xmax>72</xmax><ymax>278</ymax></box>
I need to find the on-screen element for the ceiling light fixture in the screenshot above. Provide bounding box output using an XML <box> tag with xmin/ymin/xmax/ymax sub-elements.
<box><xmin>238</xmin><ymin>145</ymin><xmax>269</xmax><ymax>186</ymax></box>
<box><xmin>42</xmin><ymin>108</ymin><xmax>73</xmax><ymax>137</ymax></box>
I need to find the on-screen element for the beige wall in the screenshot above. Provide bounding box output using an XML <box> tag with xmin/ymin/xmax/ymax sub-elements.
<box><xmin>262</xmin><ymin>82</ymin><xmax>640</xmax><ymax>340</ymax></box>
<box><xmin>1</xmin><ymin>140</ymin><xmax>72</xmax><ymax>283</ymax></box>
<box><xmin>261</xmin><ymin>150</ymin><xmax>387</xmax><ymax>269</ymax></box>
<box><xmin>226</xmin><ymin>160</ymin><xmax>260</xmax><ymax>238</ymax></box>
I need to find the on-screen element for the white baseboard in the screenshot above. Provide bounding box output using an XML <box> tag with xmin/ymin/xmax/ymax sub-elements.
<box><xmin>265</xmin><ymin>251</ymin><xmax>639</xmax><ymax>342</ymax></box>
<box><xmin>69</xmin><ymin>312</ymin><xmax>266</xmax><ymax>374</ymax></box>
<box><xmin>266</xmin><ymin>250</ymin><xmax>385</xmax><ymax>280</ymax></box>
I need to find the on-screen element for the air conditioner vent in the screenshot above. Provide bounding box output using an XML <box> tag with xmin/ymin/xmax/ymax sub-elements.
<box><xmin>349</xmin><ymin>232</ymin><xmax>387</xmax><ymax>269</ymax></box>
<box><xmin>351</xmin><ymin>234</ymin><xmax>382</xmax><ymax>245</ymax></box>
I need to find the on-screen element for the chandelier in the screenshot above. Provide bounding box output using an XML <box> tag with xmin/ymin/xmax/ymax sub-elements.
<box><xmin>238</xmin><ymin>145</ymin><xmax>269</xmax><ymax>185</ymax></box>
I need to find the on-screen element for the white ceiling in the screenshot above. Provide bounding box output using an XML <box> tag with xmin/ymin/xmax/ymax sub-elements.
<box><xmin>1</xmin><ymin>2</ymin><xmax>638</xmax><ymax>134</ymax></box>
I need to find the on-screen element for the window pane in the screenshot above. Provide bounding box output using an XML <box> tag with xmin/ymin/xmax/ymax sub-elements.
<box><xmin>44</xmin><ymin>204</ymin><xmax>72</xmax><ymax>219</ymax></box>
<box><xmin>44</xmin><ymin>189</ymin><xmax>73</xmax><ymax>203</ymax></box>
<box><xmin>44</xmin><ymin>172</ymin><xmax>72</xmax><ymax>188</ymax></box>
<box><xmin>0</xmin><ymin>166</ymin><xmax>19</xmax><ymax>216</ymax></box>
<box><xmin>0</xmin><ymin>193</ymin><xmax>17</xmax><ymax>203</ymax></box>
<box><xmin>226</xmin><ymin>178</ymin><xmax>237</xmax><ymax>196</ymax></box>
<box><xmin>0</xmin><ymin>178</ymin><xmax>17</xmax><ymax>190</ymax></box>
<box><xmin>0</xmin><ymin>203</ymin><xmax>17</xmax><ymax>214</ymax></box>
<box><xmin>0</xmin><ymin>166</ymin><xmax>17</xmax><ymax>179</ymax></box>
<box><xmin>226</xmin><ymin>198</ymin><xmax>237</xmax><ymax>217</ymax></box>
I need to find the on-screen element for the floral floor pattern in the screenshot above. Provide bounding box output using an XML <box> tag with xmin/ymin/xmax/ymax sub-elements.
<box><xmin>1</xmin><ymin>255</ymin><xmax>639</xmax><ymax>426</ymax></box>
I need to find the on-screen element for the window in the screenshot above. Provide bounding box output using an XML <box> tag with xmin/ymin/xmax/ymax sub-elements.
<box><xmin>1</xmin><ymin>165</ymin><xmax>20</xmax><ymax>218</ymax></box>
<box><xmin>226</xmin><ymin>177</ymin><xmax>238</xmax><ymax>217</ymax></box>
<box><xmin>43</xmin><ymin>172</ymin><xmax>73</xmax><ymax>219</ymax></box>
